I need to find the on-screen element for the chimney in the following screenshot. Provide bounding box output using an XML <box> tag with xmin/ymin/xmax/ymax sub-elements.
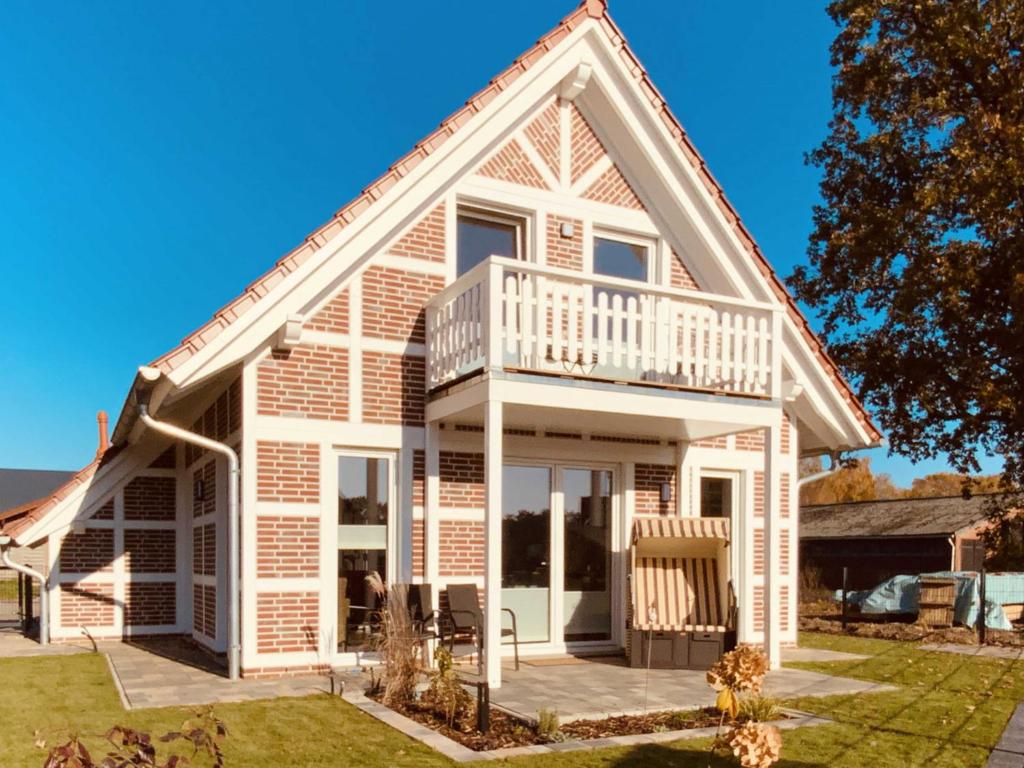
<box><xmin>96</xmin><ymin>411</ymin><xmax>109</xmax><ymax>457</ymax></box>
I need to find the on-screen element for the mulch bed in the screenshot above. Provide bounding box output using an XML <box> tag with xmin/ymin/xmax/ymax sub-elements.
<box><xmin>800</xmin><ymin>615</ymin><xmax>1024</xmax><ymax>647</ymax></box>
<box><xmin>371</xmin><ymin>690</ymin><xmax>781</xmax><ymax>751</ymax></box>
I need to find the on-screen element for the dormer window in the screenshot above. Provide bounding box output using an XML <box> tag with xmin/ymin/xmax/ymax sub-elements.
<box><xmin>456</xmin><ymin>208</ymin><xmax>524</xmax><ymax>276</ymax></box>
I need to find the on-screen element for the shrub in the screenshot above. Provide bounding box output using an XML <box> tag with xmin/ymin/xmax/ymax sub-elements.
<box><xmin>706</xmin><ymin>646</ymin><xmax>781</xmax><ymax>768</ymax></box>
<box><xmin>41</xmin><ymin>710</ymin><xmax>226</xmax><ymax>768</ymax></box>
<box><xmin>421</xmin><ymin>646</ymin><xmax>475</xmax><ymax>728</ymax></box>
<box><xmin>738</xmin><ymin>695</ymin><xmax>782</xmax><ymax>723</ymax></box>
<box><xmin>536</xmin><ymin>709</ymin><xmax>562</xmax><ymax>742</ymax></box>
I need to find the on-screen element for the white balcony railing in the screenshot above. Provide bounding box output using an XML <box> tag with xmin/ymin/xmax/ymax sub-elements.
<box><xmin>426</xmin><ymin>257</ymin><xmax>782</xmax><ymax>398</ymax></box>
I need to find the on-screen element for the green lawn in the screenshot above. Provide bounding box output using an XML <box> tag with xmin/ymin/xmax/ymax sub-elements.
<box><xmin>1</xmin><ymin>634</ymin><xmax>1021</xmax><ymax>767</ymax></box>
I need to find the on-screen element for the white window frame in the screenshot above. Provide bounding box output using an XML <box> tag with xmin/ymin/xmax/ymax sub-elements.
<box><xmin>589</xmin><ymin>228</ymin><xmax>657</xmax><ymax>285</ymax></box>
<box><xmin>455</xmin><ymin>203</ymin><xmax>529</xmax><ymax>275</ymax></box>
<box><xmin>698</xmin><ymin>468</ymin><xmax>741</xmax><ymax>589</ymax></box>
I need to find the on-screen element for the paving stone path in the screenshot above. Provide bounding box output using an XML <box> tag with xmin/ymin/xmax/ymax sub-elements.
<box><xmin>987</xmin><ymin>704</ymin><xmax>1024</xmax><ymax>768</ymax></box>
<box><xmin>920</xmin><ymin>643</ymin><xmax>1024</xmax><ymax>661</ymax></box>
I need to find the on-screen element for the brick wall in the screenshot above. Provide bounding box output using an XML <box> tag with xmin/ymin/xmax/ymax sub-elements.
<box><xmin>388</xmin><ymin>202</ymin><xmax>446</xmax><ymax>262</ymax></box>
<box><xmin>184</xmin><ymin>378</ymin><xmax>241</xmax><ymax>467</ymax></box>
<box><xmin>438</xmin><ymin>521</ymin><xmax>484</xmax><ymax>577</ymax></box>
<box><xmin>92</xmin><ymin>499</ymin><xmax>114</xmax><ymax>521</ymax></box>
<box><xmin>754</xmin><ymin>471</ymin><xmax>764</xmax><ymax>517</ymax></box>
<box><xmin>58</xmin><ymin>529</ymin><xmax>114</xmax><ymax>573</ymax></box>
<box><xmin>439</xmin><ymin>451</ymin><xmax>484</xmax><ymax>507</ymax></box>
<box><xmin>582</xmin><ymin>164</ymin><xmax>644</xmax><ymax>210</ymax></box>
<box><xmin>193</xmin><ymin>584</ymin><xmax>216</xmax><ymax>638</ymax></box>
<box><xmin>124</xmin><ymin>476</ymin><xmax>176</xmax><ymax>521</ymax></box>
<box><xmin>125</xmin><ymin>582</ymin><xmax>176</xmax><ymax>626</ymax></box>
<box><xmin>753</xmin><ymin>585</ymin><xmax>765</xmax><ymax>632</ymax></box>
<box><xmin>256</xmin><ymin>346</ymin><xmax>349</xmax><ymax>422</ymax></box>
<box><xmin>124</xmin><ymin>529</ymin><xmax>176</xmax><ymax>573</ymax></box>
<box><xmin>754</xmin><ymin>528</ymin><xmax>764</xmax><ymax>575</ymax></box>
<box><xmin>256</xmin><ymin>441</ymin><xmax>320</xmax><ymax>503</ymax></box>
<box><xmin>477</xmin><ymin>138</ymin><xmax>548</xmax><ymax>189</ymax></box>
<box><xmin>256</xmin><ymin>516</ymin><xmax>319</xmax><ymax>578</ymax></box>
<box><xmin>669</xmin><ymin>249</ymin><xmax>699</xmax><ymax>291</ymax></box>
<box><xmin>60</xmin><ymin>583</ymin><xmax>115</xmax><ymax>627</ymax></box>
<box><xmin>546</xmin><ymin>214</ymin><xmax>583</xmax><ymax>271</ymax></box>
<box><xmin>256</xmin><ymin>592</ymin><xmax>319</xmax><ymax>653</ymax></box>
<box><xmin>781</xmin><ymin>474</ymin><xmax>791</xmax><ymax>518</ymax></box>
<box><xmin>735</xmin><ymin>431</ymin><xmax>765</xmax><ymax>452</ymax></box>
<box><xmin>148</xmin><ymin>445</ymin><xmax>177</xmax><ymax>469</ymax></box>
<box><xmin>412</xmin><ymin>519</ymin><xmax>425</xmax><ymax>579</ymax></box>
<box><xmin>524</xmin><ymin>100</ymin><xmax>560</xmax><ymax>180</ymax></box>
<box><xmin>693</xmin><ymin>435</ymin><xmax>728</xmax><ymax>449</ymax></box>
<box><xmin>193</xmin><ymin>460</ymin><xmax>216</xmax><ymax>517</ymax></box>
<box><xmin>361</xmin><ymin>266</ymin><xmax>444</xmax><ymax>343</ymax></box>
<box><xmin>305</xmin><ymin>287</ymin><xmax>349</xmax><ymax>334</ymax></box>
<box><xmin>570</xmin><ymin>103</ymin><xmax>605</xmax><ymax>183</ymax></box>
<box><xmin>362</xmin><ymin>352</ymin><xmax>424</xmax><ymax>425</ymax></box>
<box><xmin>412</xmin><ymin>449</ymin><xmax>425</xmax><ymax>507</ymax></box>
<box><xmin>635</xmin><ymin>463</ymin><xmax>676</xmax><ymax>516</ymax></box>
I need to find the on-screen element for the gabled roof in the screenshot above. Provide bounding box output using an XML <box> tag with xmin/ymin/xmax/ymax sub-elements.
<box><xmin>140</xmin><ymin>0</ymin><xmax>879</xmax><ymax>444</ymax></box>
<box><xmin>0</xmin><ymin>468</ymin><xmax>75</xmax><ymax>511</ymax></box>
<box><xmin>5</xmin><ymin>0</ymin><xmax>881</xmax><ymax>545</ymax></box>
<box><xmin>800</xmin><ymin>495</ymin><xmax>992</xmax><ymax>539</ymax></box>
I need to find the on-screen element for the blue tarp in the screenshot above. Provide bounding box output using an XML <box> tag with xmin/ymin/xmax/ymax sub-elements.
<box><xmin>835</xmin><ymin>571</ymin><xmax>1024</xmax><ymax>631</ymax></box>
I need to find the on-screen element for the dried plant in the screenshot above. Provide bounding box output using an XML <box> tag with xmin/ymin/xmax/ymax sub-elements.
<box><xmin>421</xmin><ymin>645</ymin><xmax>475</xmax><ymax>728</ymax></box>
<box><xmin>536</xmin><ymin>709</ymin><xmax>563</xmax><ymax>742</ymax></box>
<box><xmin>705</xmin><ymin>646</ymin><xmax>781</xmax><ymax>768</ymax></box>
<box><xmin>722</xmin><ymin>721</ymin><xmax>783</xmax><ymax>768</ymax></box>
<box><xmin>41</xmin><ymin>709</ymin><xmax>227</xmax><ymax>768</ymax></box>
<box><xmin>706</xmin><ymin>645</ymin><xmax>769</xmax><ymax>717</ymax></box>
<box><xmin>366</xmin><ymin>573</ymin><xmax>421</xmax><ymax>708</ymax></box>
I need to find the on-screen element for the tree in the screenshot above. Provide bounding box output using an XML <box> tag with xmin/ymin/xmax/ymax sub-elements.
<box><xmin>801</xmin><ymin>458</ymin><xmax>880</xmax><ymax>505</ymax></box>
<box><xmin>789</xmin><ymin>0</ymin><xmax>1024</xmax><ymax>497</ymax></box>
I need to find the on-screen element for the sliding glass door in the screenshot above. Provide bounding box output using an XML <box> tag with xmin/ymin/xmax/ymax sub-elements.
<box><xmin>502</xmin><ymin>465</ymin><xmax>552</xmax><ymax>643</ymax></box>
<box><xmin>501</xmin><ymin>462</ymin><xmax>616</xmax><ymax>647</ymax></box>
<box><xmin>562</xmin><ymin>468</ymin><xmax>613</xmax><ymax>642</ymax></box>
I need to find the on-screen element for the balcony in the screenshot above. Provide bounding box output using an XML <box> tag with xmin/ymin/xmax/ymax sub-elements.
<box><xmin>426</xmin><ymin>257</ymin><xmax>782</xmax><ymax>401</ymax></box>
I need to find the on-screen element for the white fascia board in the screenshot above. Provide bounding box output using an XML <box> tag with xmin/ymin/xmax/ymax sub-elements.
<box><xmin>164</xmin><ymin>22</ymin><xmax>599</xmax><ymax>392</ymax></box>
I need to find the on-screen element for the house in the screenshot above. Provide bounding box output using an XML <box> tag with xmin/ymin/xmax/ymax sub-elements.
<box><xmin>800</xmin><ymin>495</ymin><xmax>991</xmax><ymax>590</ymax></box>
<box><xmin>0</xmin><ymin>467</ymin><xmax>75</xmax><ymax>575</ymax></box>
<box><xmin>0</xmin><ymin>0</ymin><xmax>881</xmax><ymax>687</ymax></box>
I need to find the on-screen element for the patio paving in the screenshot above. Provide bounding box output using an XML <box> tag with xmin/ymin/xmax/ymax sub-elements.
<box><xmin>986</xmin><ymin>703</ymin><xmax>1024</xmax><ymax>768</ymax></box>
<box><xmin>101</xmin><ymin>639</ymin><xmax>347</xmax><ymax>710</ymax></box>
<box><xmin>480</xmin><ymin>654</ymin><xmax>894</xmax><ymax>721</ymax></box>
<box><xmin>0</xmin><ymin>626</ymin><xmax>90</xmax><ymax>657</ymax></box>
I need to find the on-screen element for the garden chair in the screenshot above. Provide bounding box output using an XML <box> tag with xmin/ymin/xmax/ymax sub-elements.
<box><xmin>441</xmin><ymin>583</ymin><xmax>520</xmax><ymax>671</ymax></box>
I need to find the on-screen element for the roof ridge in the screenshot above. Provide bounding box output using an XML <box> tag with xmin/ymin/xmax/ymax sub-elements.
<box><xmin>802</xmin><ymin>492</ymin><xmax>998</xmax><ymax>509</ymax></box>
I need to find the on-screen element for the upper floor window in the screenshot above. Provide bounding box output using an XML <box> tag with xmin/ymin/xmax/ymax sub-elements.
<box><xmin>457</xmin><ymin>208</ymin><xmax>524</xmax><ymax>276</ymax></box>
<box><xmin>593</xmin><ymin>235</ymin><xmax>649</xmax><ymax>283</ymax></box>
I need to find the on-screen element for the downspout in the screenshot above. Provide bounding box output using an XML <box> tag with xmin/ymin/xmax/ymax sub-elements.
<box><xmin>797</xmin><ymin>451</ymin><xmax>843</xmax><ymax>489</ymax></box>
<box><xmin>137</xmin><ymin>394</ymin><xmax>241</xmax><ymax>681</ymax></box>
<box><xmin>0</xmin><ymin>535</ymin><xmax>48</xmax><ymax>645</ymax></box>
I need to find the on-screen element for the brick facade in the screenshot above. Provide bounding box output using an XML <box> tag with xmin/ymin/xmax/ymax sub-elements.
<box><xmin>60</xmin><ymin>582</ymin><xmax>115</xmax><ymax>627</ymax></box>
<box><xmin>523</xmin><ymin>100</ymin><xmax>560</xmax><ymax>180</ymax></box>
<box><xmin>193</xmin><ymin>460</ymin><xmax>217</xmax><ymax>517</ymax></box>
<box><xmin>412</xmin><ymin>519</ymin><xmax>425</xmax><ymax>579</ymax></box>
<box><xmin>125</xmin><ymin>582</ymin><xmax>176</xmax><ymax>626</ymax></box>
<box><xmin>477</xmin><ymin>138</ymin><xmax>548</xmax><ymax>189</ymax></box>
<box><xmin>388</xmin><ymin>202</ymin><xmax>446</xmax><ymax>262</ymax></box>
<box><xmin>634</xmin><ymin>463</ymin><xmax>676</xmax><ymax>516</ymax></box>
<box><xmin>362</xmin><ymin>352</ymin><xmax>424</xmax><ymax>425</ymax></box>
<box><xmin>256</xmin><ymin>441</ymin><xmax>320</xmax><ymax>503</ymax></box>
<box><xmin>582</xmin><ymin>163</ymin><xmax>644</xmax><ymax>210</ymax></box>
<box><xmin>124</xmin><ymin>529</ymin><xmax>176</xmax><ymax>573</ymax></box>
<box><xmin>439</xmin><ymin>451</ymin><xmax>484</xmax><ymax>507</ymax></box>
<box><xmin>194</xmin><ymin>584</ymin><xmax>216</xmax><ymax>638</ymax></box>
<box><xmin>256</xmin><ymin>592</ymin><xmax>319</xmax><ymax>653</ymax></box>
<box><xmin>546</xmin><ymin>214</ymin><xmax>584</xmax><ymax>271</ymax></box>
<box><xmin>256</xmin><ymin>345</ymin><xmax>349</xmax><ymax>422</ymax></box>
<box><xmin>570</xmin><ymin>103</ymin><xmax>605</xmax><ymax>183</ymax></box>
<box><xmin>123</xmin><ymin>476</ymin><xmax>176</xmax><ymax>521</ymax></box>
<box><xmin>58</xmin><ymin>529</ymin><xmax>114</xmax><ymax>573</ymax></box>
<box><xmin>361</xmin><ymin>266</ymin><xmax>444</xmax><ymax>343</ymax></box>
<box><xmin>256</xmin><ymin>516</ymin><xmax>319</xmax><ymax>578</ymax></box>
<box><xmin>669</xmin><ymin>249</ymin><xmax>700</xmax><ymax>291</ymax></box>
<box><xmin>305</xmin><ymin>287</ymin><xmax>349</xmax><ymax>334</ymax></box>
<box><xmin>438</xmin><ymin>521</ymin><xmax>485</xmax><ymax>577</ymax></box>
<box><xmin>735</xmin><ymin>431</ymin><xmax>765</xmax><ymax>452</ymax></box>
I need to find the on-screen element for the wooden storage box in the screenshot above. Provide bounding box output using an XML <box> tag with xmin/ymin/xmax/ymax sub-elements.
<box><xmin>918</xmin><ymin>577</ymin><xmax>956</xmax><ymax>627</ymax></box>
<box><xmin>629</xmin><ymin>629</ymin><xmax>689</xmax><ymax>669</ymax></box>
<box><xmin>688</xmin><ymin>631</ymin><xmax>726</xmax><ymax>669</ymax></box>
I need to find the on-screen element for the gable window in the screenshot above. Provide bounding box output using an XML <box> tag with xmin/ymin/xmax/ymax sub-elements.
<box><xmin>593</xmin><ymin>236</ymin><xmax>649</xmax><ymax>283</ymax></box>
<box><xmin>700</xmin><ymin>475</ymin><xmax>733</xmax><ymax>518</ymax></box>
<box><xmin>457</xmin><ymin>208</ymin><xmax>524</xmax><ymax>276</ymax></box>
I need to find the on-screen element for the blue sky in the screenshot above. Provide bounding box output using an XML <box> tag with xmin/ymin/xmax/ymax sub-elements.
<box><xmin>0</xmin><ymin>1</ymin><xmax>1002</xmax><ymax>483</ymax></box>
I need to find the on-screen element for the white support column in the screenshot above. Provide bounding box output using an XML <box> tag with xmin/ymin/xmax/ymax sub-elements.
<box><xmin>425</xmin><ymin>422</ymin><xmax>441</xmax><ymax>599</ymax></box>
<box><xmin>674</xmin><ymin>441</ymin><xmax>688</xmax><ymax>517</ymax></box>
<box><xmin>483</xmin><ymin>399</ymin><xmax>503</xmax><ymax>689</ymax></box>
<box><xmin>764</xmin><ymin>415</ymin><xmax>783</xmax><ymax>669</ymax></box>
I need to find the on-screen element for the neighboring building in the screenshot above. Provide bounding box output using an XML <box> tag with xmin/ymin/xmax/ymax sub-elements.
<box><xmin>0</xmin><ymin>0</ymin><xmax>880</xmax><ymax>686</ymax></box>
<box><xmin>0</xmin><ymin>468</ymin><xmax>74</xmax><ymax>574</ymax></box>
<box><xmin>800</xmin><ymin>495</ymin><xmax>991</xmax><ymax>590</ymax></box>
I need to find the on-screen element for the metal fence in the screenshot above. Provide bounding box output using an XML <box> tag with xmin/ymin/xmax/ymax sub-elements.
<box><xmin>0</xmin><ymin>568</ymin><xmax>37</xmax><ymax>632</ymax></box>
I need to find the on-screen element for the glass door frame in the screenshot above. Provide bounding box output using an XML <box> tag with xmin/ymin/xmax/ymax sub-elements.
<box><xmin>505</xmin><ymin>457</ymin><xmax>623</xmax><ymax>652</ymax></box>
<box><xmin>332</xmin><ymin>447</ymin><xmax>399</xmax><ymax>664</ymax></box>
